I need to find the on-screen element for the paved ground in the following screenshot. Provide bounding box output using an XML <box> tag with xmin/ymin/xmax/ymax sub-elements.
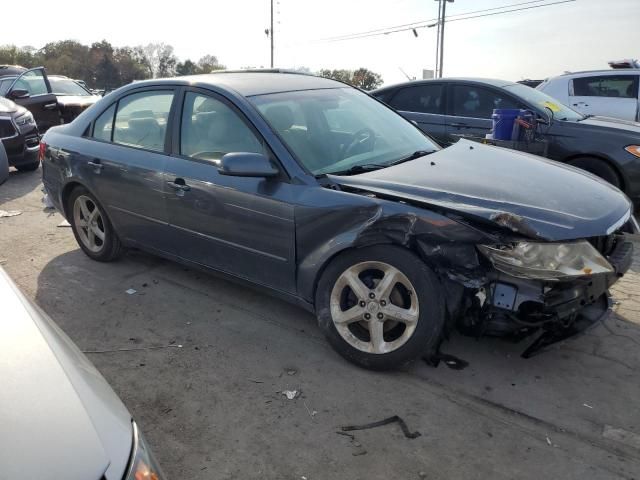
<box><xmin>2</xmin><ymin>169</ymin><xmax>640</xmax><ymax>480</ymax></box>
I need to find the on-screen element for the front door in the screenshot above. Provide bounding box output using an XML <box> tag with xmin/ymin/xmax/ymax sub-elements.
<box><xmin>444</xmin><ymin>84</ymin><xmax>520</xmax><ymax>145</ymax></box>
<box><xmin>569</xmin><ymin>74</ymin><xmax>640</xmax><ymax>121</ymax></box>
<box><xmin>164</xmin><ymin>89</ymin><xmax>296</xmax><ymax>293</ymax></box>
<box><xmin>76</xmin><ymin>88</ymin><xmax>176</xmax><ymax>254</ymax></box>
<box><xmin>8</xmin><ymin>68</ymin><xmax>60</xmax><ymax>132</ymax></box>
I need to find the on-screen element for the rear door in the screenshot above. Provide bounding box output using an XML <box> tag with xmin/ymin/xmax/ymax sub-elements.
<box><xmin>7</xmin><ymin>68</ymin><xmax>60</xmax><ymax>131</ymax></box>
<box><xmin>79</xmin><ymin>88</ymin><xmax>176</xmax><ymax>253</ymax></box>
<box><xmin>384</xmin><ymin>83</ymin><xmax>447</xmax><ymax>144</ymax></box>
<box><xmin>569</xmin><ymin>74</ymin><xmax>639</xmax><ymax>121</ymax></box>
<box><xmin>163</xmin><ymin>88</ymin><xmax>297</xmax><ymax>293</ymax></box>
<box><xmin>444</xmin><ymin>83</ymin><xmax>520</xmax><ymax>144</ymax></box>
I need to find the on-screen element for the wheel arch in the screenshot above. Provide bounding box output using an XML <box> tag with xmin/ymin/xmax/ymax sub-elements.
<box><xmin>563</xmin><ymin>153</ymin><xmax>627</xmax><ymax>192</ymax></box>
<box><xmin>60</xmin><ymin>180</ymin><xmax>99</xmax><ymax>218</ymax></box>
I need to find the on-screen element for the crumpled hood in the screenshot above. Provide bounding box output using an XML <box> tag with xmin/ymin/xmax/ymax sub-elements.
<box><xmin>329</xmin><ymin>140</ymin><xmax>632</xmax><ymax>241</ymax></box>
<box><xmin>0</xmin><ymin>268</ymin><xmax>132</xmax><ymax>480</ymax></box>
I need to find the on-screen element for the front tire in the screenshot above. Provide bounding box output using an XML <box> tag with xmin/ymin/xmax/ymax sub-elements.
<box><xmin>67</xmin><ymin>186</ymin><xmax>124</xmax><ymax>262</ymax></box>
<box><xmin>315</xmin><ymin>245</ymin><xmax>444</xmax><ymax>370</ymax></box>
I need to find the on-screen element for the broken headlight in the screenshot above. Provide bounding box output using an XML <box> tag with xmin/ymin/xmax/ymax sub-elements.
<box><xmin>478</xmin><ymin>241</ymin><xmax>613</xmax><ymax>280</ymax></box>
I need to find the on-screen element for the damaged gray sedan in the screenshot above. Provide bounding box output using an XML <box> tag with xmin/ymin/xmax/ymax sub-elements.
<box><xmin>41</xmin><ymin>71</ymin><xmax>637</xmax><ymax>369</ymax></box>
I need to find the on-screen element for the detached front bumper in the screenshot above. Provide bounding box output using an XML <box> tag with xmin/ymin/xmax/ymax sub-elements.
<box><xmin>483</xmin><ymin>238</ymin><xmax>634</xmax><ymax>357</ymax></box>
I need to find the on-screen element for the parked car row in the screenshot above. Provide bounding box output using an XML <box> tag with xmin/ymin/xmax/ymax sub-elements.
<box><xmin>372</xmin><ymin>77</ymin><xmax>640</xmax><ymax>203</ymax></box>
<box><xmin>0</xmin><ymin>65</ymin><xmax>100</xmax><ymax>173</ymax></box>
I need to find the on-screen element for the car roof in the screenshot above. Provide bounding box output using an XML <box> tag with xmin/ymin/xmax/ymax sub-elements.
<box><xmin>0</xmin><ymin>65</ymin><xmax>27</xmax><ymax>78</ymax></box>
<box><xmin>553</xmin><ymin>69</ymin><xmax>640</xmax><ymax>78</ymax></box>
<box><xmin>374</xmin><ymin>77</ymin><xmax>518</xmax><ymax>93</ymax></box>
<box><xmin>128</xmin><ymin>70</ymin><xmax>346</xmax><ymax>97</ymax></box>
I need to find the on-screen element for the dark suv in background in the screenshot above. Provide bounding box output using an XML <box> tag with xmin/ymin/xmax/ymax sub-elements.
<box><xmin>0</xmin><ymin>65</ymin><xmax>99</xmax><ymax>133</ymax></box>
<box><xmin>0</xmin><ymin>66</ymin><xmax>61</xmax><ymax>132</ymax></box>
<box><xmin>372</xmin><ymin>78</ymin><xmax>640</xmax><ymax>204</ymax></box>
<box><xmin>0</xmin><ymin>97</ymin><xmax>40</xmax><ymax>171</ymax></box>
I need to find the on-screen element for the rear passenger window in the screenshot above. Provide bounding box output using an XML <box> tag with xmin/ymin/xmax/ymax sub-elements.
<box><xmin>113</xmin><ymin>91</ymin><xmax>174</xmax><ymax>152</ymax></box>
<box><xmin>389</xmin><ymin>85</ymin><xmax>444</xmax><ymax>114</ymax></box>
<box><xmin>92</xmin><ymin>104</ymin><xmax>115</xmax><ymax>141</ymax></box>
<box><xmin>180</xmin><ymin>92</ymin><xmax>263</xmax><ymax>162</ymax></box>
<box><xmin>573</xmin><ymin>75</ymin><xmax>639</xmax><ymax>98</ymax></box>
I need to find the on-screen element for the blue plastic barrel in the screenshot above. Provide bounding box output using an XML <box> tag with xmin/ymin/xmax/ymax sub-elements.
<box><xmin>491</xmin><ymin>109</ymin><xmax>521</xmax><ymax>140</ymax></box>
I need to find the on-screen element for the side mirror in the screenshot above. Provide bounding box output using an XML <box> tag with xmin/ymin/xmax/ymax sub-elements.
<box><xmin>9</xmin><ymin>89</ymin><xmax>29</xmax><ymax>100</ymax></box>
<box><xmin>218</xmin><ymin>152</ymin><xmax>279</xmax><ymax>178</ymax></box>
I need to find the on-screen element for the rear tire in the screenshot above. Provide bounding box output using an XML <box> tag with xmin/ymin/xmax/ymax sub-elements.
<box><xmin>567</xmin><ymin>156</ymin><xmax>622</xmax><ymax>189</ymax></box>
<box><xmin>67</xmin><ymin>186</ymin><xmax>124</xmax><ymax>262</ymax></box>
<box><xmin>315</xmin><ymin>245</ymin><xmax>444</xmax><ymax>370</ymax></box>
<box><xmin>15</xmin><ymin>160</ymin><xmax>40</xmax><ymax>172</ymax></box>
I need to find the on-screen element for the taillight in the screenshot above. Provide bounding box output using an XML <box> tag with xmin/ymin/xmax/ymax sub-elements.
<box><xmin>38</xmin><ymin>141</ymin><xmax>47</xmax><ymax>162</ymax></box>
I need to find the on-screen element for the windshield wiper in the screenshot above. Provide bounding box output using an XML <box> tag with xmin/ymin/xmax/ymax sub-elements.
<box><xmin>388</xmin><ymin>150</ymin><xmax>435</xmax><ymax>166</ymax></box>
<box><xmin>325</xmin><ymin>150</ymin><xmax>436</xmax><ymax>176</ymax></box>
<box><xmin>327</xmin><ymin>163</ymin><xmax>388</xmax><ymax>176</ymax></box>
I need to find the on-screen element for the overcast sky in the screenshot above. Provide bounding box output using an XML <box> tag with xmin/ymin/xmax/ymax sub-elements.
<box><xmin>3</xmin><ymin>0</ymin><xmax>638</xmax><ymax>85</ymax></box>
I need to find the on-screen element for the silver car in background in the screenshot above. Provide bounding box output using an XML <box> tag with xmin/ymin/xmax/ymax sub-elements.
<box><xmin>0</xmin><ymin>267</ymin><xmax>165</xmax><ymax>480</ymax></box>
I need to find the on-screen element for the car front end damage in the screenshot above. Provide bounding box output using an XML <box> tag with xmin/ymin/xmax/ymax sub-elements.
<box><xmin>404</xmin><ymin>210</ymin><xmax>636</xmax><ymax>358</ymax></box>
<box><xmin>467</xmin><ymin>233</ymin><xmax>634</xmax><ymax>357</ymax></box>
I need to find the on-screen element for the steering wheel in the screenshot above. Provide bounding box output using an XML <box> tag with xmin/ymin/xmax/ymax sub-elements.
<box><xmin>343</xmin><ymin>128</ymin><xmax>376</xmax><ymax>159</ymax></box>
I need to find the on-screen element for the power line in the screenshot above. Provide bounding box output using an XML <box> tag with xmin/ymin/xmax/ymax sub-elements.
<box><xmin>320</xmin><ymin>0</ymin><xmax>548</xmax><ymax>41</ymax></box>
<box><xmin>322</xmin><ymin>0</ymin><xmax>576</xmax><ymax>43</ymax></box>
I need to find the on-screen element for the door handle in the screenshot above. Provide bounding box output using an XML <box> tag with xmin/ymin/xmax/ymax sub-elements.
<box><xmin>166</xmin><ymin>180</ymin><xmax>191</xmax><ymax>192</ymax></box>
<box><xmin>572</xmin><ymin>102</ymin><xmax>589</xmax><ymax>107</ymax></box>
<box><xmin>44</xmin><ymin>103</ymin><xmax>58</xmax><ymax>110</ymax></box>
<box><xmin>87</xmin><ymin>159</ymin><xmax>103</xmax><ymax>170</ymax></box>
<box><xmin>451</xmin><ymin>122</ymin><xmax>468</xmax><ymax>128</ymax></box>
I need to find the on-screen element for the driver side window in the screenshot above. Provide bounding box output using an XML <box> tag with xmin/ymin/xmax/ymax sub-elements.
<box><xmin>13</xmin><ymin>70</ymin><xmax>48</xmax><ymax>96</ymax></box>
<box><xmin>180</xmin><ymin>92</ymin><xmax>263</xmax><ymax>162</ymax></box>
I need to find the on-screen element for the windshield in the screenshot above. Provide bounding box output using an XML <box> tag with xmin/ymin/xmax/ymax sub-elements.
<box><xmin>49</xmin><ymin>77</ymin><xmax>92</xmax><ymax>96</ymax></box>
<box><xmin>250</xmin><ymin>87</ymin><xmax>439</xmax><ymax>175</ymax></box>
<box><xmin>504</xmin><ymin>83</ymin><xmax>584</xmax><ymax>121</ymax></box>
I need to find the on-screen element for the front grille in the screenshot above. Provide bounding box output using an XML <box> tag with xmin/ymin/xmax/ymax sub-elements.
<box><xmin>0</xmin><ymin>118</ymin><xmax>16</xmax><ymax>139</ymax></box>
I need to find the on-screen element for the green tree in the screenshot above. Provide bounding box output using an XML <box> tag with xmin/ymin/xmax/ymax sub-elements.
<box><xmin>197</xmin><ymin>54</ymin><xmax>225</xmax><ymax>73</ymax></box>
<box><xmin>176</xmin><ymin>59</ymin><xmax>200</xmax><ymax>76</ymax></box>
<box><xmin>318</xmin><ymin>68</ymin><xmax>383</xmax><ymax>90</ymax></box>
<box><xmin>351</xmin><ymin>68</ymin><xmax>383</xmax><ymax>90</ymax></box>
<box><xmin>143</xmin><ymin>43</ymin><xmax>177</xmax><ymax>78</ymax></box>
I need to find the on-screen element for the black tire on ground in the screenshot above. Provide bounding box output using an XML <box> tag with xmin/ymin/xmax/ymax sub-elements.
<box><xmin>14</xmin><ymin>160</ymin><xmax>40</xmax><ymax>172</ymax></box>
<box><xmin>567</xmin><ymin>156</ymin><xmax>622</xmax><ymax>189</ymax></box>
<box><xmin>315</xmin><ymin>245</ymin><xmax>445</xmax><ymax>370</ymax></box>
<box><xmin>66</xmin><ymin>186</ymin><xmax>125</xmax><ymax>262</ymax></box>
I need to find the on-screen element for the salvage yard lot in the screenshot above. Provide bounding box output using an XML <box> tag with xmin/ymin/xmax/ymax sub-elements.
<box><xmin>2</xmin><ymin>170</ymin><xmax>640</xmax><ymax>480</ymax></box>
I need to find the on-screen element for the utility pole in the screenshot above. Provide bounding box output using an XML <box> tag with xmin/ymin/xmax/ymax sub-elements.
<box><xmin>434</xmin><ymin>0</ymin><xmax>453</xmax><ymax>78</ymax></box>
<box><xmin>439</xmin><ymin>0</ymin><xmax>452</xmax><ymax>78</ymax></box>
<box><xmin>270</xmin><ymin>0</ymin><xmax>274</xmax><ymax>68</ymax></box>
<box><xmin>434</xmin><ymin>0</ymin><xmax>442</xmax><ymax>78</ymax></box>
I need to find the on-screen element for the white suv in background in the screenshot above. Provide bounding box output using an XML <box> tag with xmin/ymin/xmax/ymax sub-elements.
<box><xmin>537</xmin><ymin>69</ymin><xmax>639</xmax><ymax>122</ymax></box>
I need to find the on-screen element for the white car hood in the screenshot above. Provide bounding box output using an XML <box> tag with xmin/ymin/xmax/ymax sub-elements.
<box><xmin>0</xmin><ymin>268</ymin><xmax>132</xmax><ymax>480</ymax></box>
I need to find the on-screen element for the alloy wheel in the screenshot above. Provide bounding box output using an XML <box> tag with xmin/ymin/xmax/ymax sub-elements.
<box><xmin>73</xmin><ymin>195</ymin><xmax>106</xmax><ymax>253</ymax></box>
<box><xmin>329</xmin><ymin>261</ymin><xmax>419</xmax><ymax>354</ymax></box>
